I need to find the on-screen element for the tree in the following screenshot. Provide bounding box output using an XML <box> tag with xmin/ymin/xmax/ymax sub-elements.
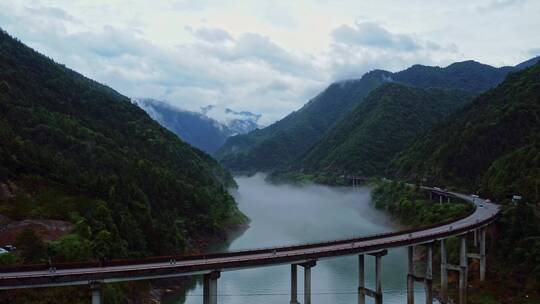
<box><xmin>14</xmin><ymin>228</ymin><xmax>48</xmax><ymax>262</ymax></box>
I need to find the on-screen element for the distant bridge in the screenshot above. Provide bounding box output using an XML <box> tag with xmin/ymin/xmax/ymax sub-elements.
<box><xmin>0</xmin><ymin>188</ymin><xmax>500</xmax><ymax>304</ymax></box>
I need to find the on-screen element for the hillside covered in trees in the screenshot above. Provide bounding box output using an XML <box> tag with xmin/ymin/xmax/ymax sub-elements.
<box><xmin>0</xmin><ymin>28</ymin><xmax>245</xmax><ymax>267</ymax></box>
<box><xmin>391</xmin><ymin>62</ymin><xmax>540</xmax><ymax>202</ymax></box>
<box><xmin>217</xmin><ymin>58</ymin><xmax>539</xmax><ymax>174</ymax></box>
<box><xmin>271</xmin><ymin>84</ymin><xmax>474</xmax><ymax>184</ymax></box>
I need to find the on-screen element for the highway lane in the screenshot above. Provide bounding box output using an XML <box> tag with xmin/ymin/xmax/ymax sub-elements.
<box><xmin>0</xmin><ymin>191</ymin><xmax>500</xmax><ymax>289</ymax></box>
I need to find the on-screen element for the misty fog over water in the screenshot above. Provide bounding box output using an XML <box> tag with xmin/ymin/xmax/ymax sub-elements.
<box><xmin>169</xmin><ymin>174</ymin><xmax>435</xmax><ymax>304</ymax></box>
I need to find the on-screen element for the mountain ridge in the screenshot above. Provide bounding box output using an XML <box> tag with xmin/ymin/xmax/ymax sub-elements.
<box><xmin>217</xmin><ymin>57</ymin><xmax>539</xmax><ymax>174</ymax></box>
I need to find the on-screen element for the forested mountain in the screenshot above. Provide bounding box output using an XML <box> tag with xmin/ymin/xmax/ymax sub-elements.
<box><xmin>0</xmin><ymin>28</ymin><xmax>245</xmax><ymax>265</ymax></box>
<box><xmin>391</xmin><ymin>62</ymin><xmax>540</xmax><ymax>201</ymax></box>
<box><xmin>272</xmin><ymin>84</ymin><xmax>474</xmax><ymax>183</ymax></box>
<box><xmin>217</xmin><ymin>58</ymin><xmax>539</xmax><ymax>174</ymax></box>
<box><xmin>134</xmin><ymin>98</ymin><xmax>232</xmax><ymax>154</ymax></box>
<box><xmin>216</xmin><ymin>70</ymin><xmax>390</xmax><ymax>172</ymax></box>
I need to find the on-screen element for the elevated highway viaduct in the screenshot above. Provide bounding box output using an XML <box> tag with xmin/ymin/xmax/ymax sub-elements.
<box><xmin>0</xmin><ymin>188</ymin><xmax>500</xmax><ymax>304</ymax></box>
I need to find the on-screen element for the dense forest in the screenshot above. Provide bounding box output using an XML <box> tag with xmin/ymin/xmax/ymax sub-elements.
<box><xmin>270</xmin><ymin>84</ymin><xmax>474</xmax><ymax>184</ymax></box>
<box><xmin>371</xmin><ymin>180</ymin><xmax>540</xmax><ymax>303</ymax></box>
<box><xmin>217</xmin><ymin>58</ymin><xmax>538</xmax><ymax>175</ymax></box>
<box><xmin>391</xmin><ymin>62</ymin><xmax>540</xmax><ymax>202</ymax></box>
<box><xmin>379</xmin><ymin>62</ymin><xmax>540</xmax><ymax>303</ymax></box>
<box><xmin>216</xmin><ymin>69</ymin><xmax>390</xmax><ymax>173</ymax></box>
<box><xmin>0</xmin><ymin>28</ymin><xmax>246</xmax><ymax>270</ymax></box>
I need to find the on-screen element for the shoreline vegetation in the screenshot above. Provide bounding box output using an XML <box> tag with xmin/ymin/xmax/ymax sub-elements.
<box><xmin>370</xmin><ymin>180</ymin><xmax>540</xmax><ymax>304</ymax></box>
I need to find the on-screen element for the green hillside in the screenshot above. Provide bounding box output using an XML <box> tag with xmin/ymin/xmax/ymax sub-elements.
<box><xmin>216</xmin><ymin>70</ymin><xmax>390</xmax><ymax>173</ymax></box>
<box><xmin>392</xmin><ymin>62</ymin><xmax>540</xmax><ymax>201</ymax></box>
<box><xmin>271</xmin><ymin>84</ymin><xmax>473</xmax><ymax>184</ymax></box>
<box><xmin>217</xmin><ymin>59</ymin><xmax>537</xmax><ymax>174</ymax></box>
<box><xmin>0</xmin><ymin>29</ymin><xmax>244</xmax><ymax>262</ymax></box>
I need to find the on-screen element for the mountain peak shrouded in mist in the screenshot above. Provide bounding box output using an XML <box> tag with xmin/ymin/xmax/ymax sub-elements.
<box><xmin>134</xmin><ymin>99</ymin><xmax>261</xmax><ymax>154</ymax></box>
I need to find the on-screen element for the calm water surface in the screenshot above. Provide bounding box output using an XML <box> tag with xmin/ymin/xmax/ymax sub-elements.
<box><xmin>167</xmin><ymin>174</ymin><xmax>434</xmax><ymax>304</ymax></box>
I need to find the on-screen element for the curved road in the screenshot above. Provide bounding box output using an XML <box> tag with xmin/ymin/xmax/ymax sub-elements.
<box><xmin>0</xmin><ymin>190</ymin><xmax>500</xmax><ymax>289</ymax></box>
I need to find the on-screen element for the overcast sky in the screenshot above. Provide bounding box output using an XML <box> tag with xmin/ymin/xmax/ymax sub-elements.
<box><xmin>1</xmin><ymin>0</ymin><xmax>539</xmax><ymax>124</ymax></box>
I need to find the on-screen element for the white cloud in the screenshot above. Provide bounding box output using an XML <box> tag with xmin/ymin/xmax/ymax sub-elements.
<box><xmin>331</xmin><ymin>22</ymin><xmax>424</xmax><ymax>51</ymax></box>
<box><xmin>1</xmin><ymin>0</ymin><xmax>539</xmax><ymax>123</ymax></box>
<box><xmin>479</xmin><ymin>0</ymin><xmax>527</xmax><ymax>11</ymax></box>
<box><xmin>186</xmin><ymin>26</ymin><xmax>233</xmax><ymax>43</ymax></box>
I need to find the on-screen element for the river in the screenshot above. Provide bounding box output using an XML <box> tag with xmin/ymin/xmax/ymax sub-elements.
<box><xmin>166</xmin><ymin>174</ymin><xmax>435</xmax><ymax>304</ymax></box>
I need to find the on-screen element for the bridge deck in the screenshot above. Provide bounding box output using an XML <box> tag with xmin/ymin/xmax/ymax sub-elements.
<box><xmin>0</xmin><ymin>190</ymin><xmax>500</xmax><ymax>289</ymax></box>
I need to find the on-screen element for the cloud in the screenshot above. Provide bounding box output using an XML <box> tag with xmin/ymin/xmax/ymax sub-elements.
<box><xmin>186</xmin><ymin>26</ymin><xmax>233</xmax><ymax>43</ymax></box>
<box><xmin>331</xmin><ymin>22</ymin><xmax>439</xmax><ymax>52</ymax></box>
<box><xmin>327</xmin><ymin>22</ymin><xmax>458</xmax><ymax>80</ymax></box>
<box><xmin>172</xmin><ymin>0</ymin><xmax>210</xmax><ymax>11</ymax></box>
<box><xmin>3</xmin><ymin>1</ymin><xmax>537</xmax><ymax>124</ymax></box>
<box><xmin>261</xmin><ymin>3</ymin><xmax>297</xmax><ymax>28</ymax></box>
<box><xmin>25</xmin><ymin>5</ymin><xmax>77</xmax><ymax>22</ymax></box>
<box><xmin>528</xmin><ymin>48</ymin><xmax>540</xmax><ymax>56</ymax></box>
<box><xmin>479</xmin><ymin>0</ymin><xmax>527</xmax><ymax>11</ymax></box>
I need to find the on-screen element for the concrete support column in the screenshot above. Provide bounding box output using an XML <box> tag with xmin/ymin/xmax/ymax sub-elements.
<box><xmin>447</xmin><ymin>196</ymin><xmax>450</xmax><ymax>203</ymax></box>
<box><xmin>459</xmin><ymin>237</ymin><xmax>468</xmax><ymax>304</ymax></box>
<box><xmin>305</xmin><ymin>266</ymin><xmax>312</xmax><ymax>304</ymax></box>
<box><xmin>203</xmin><ymin>271</ymin><xmax>220</xmax><ymax>304</ymax></box>
<box><xmin>301</xmin><ymin>261</ymin><xmax>316</xmax><ymax>304</ymax></box>
<box><xmin>375</xmin><ymin>254</ymin><xmax>383</xmax><ymax>304</ymax></box>
<box><xmin>407</xmin><ymin>246</ymin><xmax>415</xmax><ymax>304</ymax></box>
<box><xmin>439</xmin><ymin>195</ymin><xmax>443</xmax><ymax>204</ymax></box>
<box><xmin>480</xmin><ymin>228</ymin><xmax>486</xmax><ymax>281</ymax></box>
<box><xmin>358</xmin><ymin>254</ymin><xmax>365</xmax><ymax>304</ymax></box>
<box><xmin>425</xmin><ymin>243</ymin><xmax>433</xmax><ymax>304</ymax></box>
<box><xmin>290</xmin><ymin>264</ymin><xmax>299</xmax><ymax>304</ymax></box>
<box><xmin>90</xmin><ymin>282</ymin><xmax>101</xmax><ymax>304</ymax></box>
<box><xmin>440</xmin><ymin>239</ymin><xmax>448</xmax><ymax>303</ymax></box>
<box><xmin>429</xmin><ymin>192</ymin><xmax>433</xmax><ymax>201</ymax></box>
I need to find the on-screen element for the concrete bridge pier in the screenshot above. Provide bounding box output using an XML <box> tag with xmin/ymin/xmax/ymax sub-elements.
<box><xmin>358</xmin><ymin>251</ymin><xmax>386</xmax><ymax>304</ymax></box>
<box><xmin>290</xmin><ymin>264</ymin><xmax>299</xmax><ymax>304</ymax></box>
<box><xmin>440</xmin><ymin>239</ymin><xmax>448</xmax><ymax>303</ymax></box>
<box><xmin>203</xmin><ymin>271</ymin><xmax>220</xmax><ymax>304</ymax></box>
<box><xmin>480</xmin><ymin>228</ymin><xmax>486</xmax><ymax>281</ymax></box>
<box><xmin>90</xmin><ymin>282</ymin><xmax>101</xmax><ymax>304</ymax></box>
<box><xmin>301</xmin><ymin>261</ymin><xmax>316</xmax><ymax>304</ymax></box>
<box><xmin>468</xmin><ymin>228</ymin><xmax>487</xmax><ymax>281</ymax></box>
<box><xmin>459</xmin><ymin>236</ymin><xmax>468</xmax><ymax>304</ymax></box>
<box><xmin>358</xmin><ymin>254</ymin><xmax>365</xmax><ymax>304</ymax></box>
<box><xmin>407</xmin><ymin>243</ymin><xmax>434</xmax><ymax>304</ymax></box>
<box><xmin>425</xmin><ymin>243</ymin><xmax>433</xmax><ymax>304</ymax></box>
<box><xmin>407</xmin><ymin>246</ymin><xmax>415</xmax><ymax>304</ymax></box>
